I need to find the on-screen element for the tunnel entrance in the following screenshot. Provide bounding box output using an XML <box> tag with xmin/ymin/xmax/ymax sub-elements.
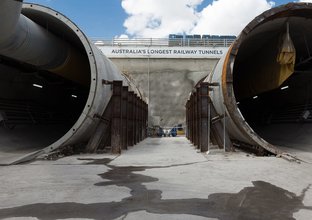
<box><xmin>0</xmin><ymin>2</ymin><xmax>96</xmax><ymax>164</ymax></box>
<box><xmin>0</xmin><ymin>57</ymin><xmax>90</xmax><ymax>158</ymax></box>
<box><xmin>233</xmin><ymin>15</ymin><xmax>312</xmax><ymax>150</ymax></box>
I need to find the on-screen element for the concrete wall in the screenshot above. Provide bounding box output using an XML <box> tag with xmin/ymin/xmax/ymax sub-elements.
<box><xmin>110</xmin><ymin>58</ymin><xmax>219</xmax><ymax>128</ymax></box>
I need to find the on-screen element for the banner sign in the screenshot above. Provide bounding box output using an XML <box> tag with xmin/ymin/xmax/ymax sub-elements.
<box><xmin>98</xmin><ymin>46</ymin><xmax>229</xmax><ymax>59</ymax></box>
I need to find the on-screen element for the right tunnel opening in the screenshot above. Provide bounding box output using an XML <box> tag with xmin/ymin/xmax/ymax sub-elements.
<box><xmin>233</xmin><ymin>8</ymin><xmax>312</xmax><ymax>150</ymax></box>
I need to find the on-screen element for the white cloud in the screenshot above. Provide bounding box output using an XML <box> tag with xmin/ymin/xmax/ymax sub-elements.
<box><xmin>299</xmin><ymin>0</ymin><xmax>312</xmax><ymax>2</ymax></box>
<box><xmin>192</xmin><ymin>0</ymin><xmax>275</xmax><ymax>36</ymax></box>
<box><xmin>121</xmin><ymin>0</ymin><xmax>203</xmax><ymax>38</ymax></box>
<box><xmin>121</xmin><ymin>0</ymin><xmax>276</xmax><ymax>38</ymax></box>
<box><xmin>115</xmin><ymin>34</ymin><xmax>129</xmax><ymax>39</ymax></box>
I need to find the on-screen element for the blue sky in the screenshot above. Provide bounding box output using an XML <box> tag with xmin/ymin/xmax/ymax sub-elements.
<box><xmin>26</xmin><ymin>0</ymin><xmax>127</xmax><ymax>38</ymax></box>
<box><xmin>25</xmin><ymin>0</ymin><xmax>303</xmax><ymax>39</ymax></box>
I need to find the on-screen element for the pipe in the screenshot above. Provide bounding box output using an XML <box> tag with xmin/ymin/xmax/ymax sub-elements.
<box><xmin>0</xmin><ymin>2</ymin><xmax>142</xmax><ymax>164</ymax></box>
<box><xmin>0</xmin><ymin>0</ymin><xmax>89</xmax><ymax>85</ymax></box>
<box><xmin>205</xmin><ymin>2</ymin><xmax>312</xmax><ymax>154</ymax></box>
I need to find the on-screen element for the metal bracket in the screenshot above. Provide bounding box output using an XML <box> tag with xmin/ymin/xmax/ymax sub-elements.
<box><xmin>208</xmin><ymin>82</ymin><xmax>220</xmax><ymax>87</ymax></box>
<box><xmin>102</xmin><ymin>80</ymin><xmax>113</xmax><ymax>85</ymax></box>
<box><xmin>94</xmin><ymin>114</ymin><xmax>110</xmax><ymax>123</ymax></box>
<box><xmin>211</xmin><ymin>114</ymin><xmax>225</xmax><ymax>124</ymax></box>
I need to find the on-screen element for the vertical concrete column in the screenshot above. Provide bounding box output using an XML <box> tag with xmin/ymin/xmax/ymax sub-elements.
<box><xmin>199</xmin><ymin>83</ymin><xmax>210</xmax><ymax>152</ymax></box>
<box><xmin>128</xmin><ymin>92</ymin><xmax>134</xmax><ymax>147</ymax></box>
<box><xmin>122</xmin><ymin>86</ymin><xmax>128</xmax><ymax>150</ymax></box>
<box><xmin>111</xmin><ymin>81</ymin><xmax>123</xmax><ymax>154</ymax></box>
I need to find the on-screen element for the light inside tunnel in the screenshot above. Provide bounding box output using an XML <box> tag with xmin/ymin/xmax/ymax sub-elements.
<box><xmin>33</xmin><ymin>84</ymin><xmax>43</xmax><ymax>89</ymax></box>
<box><xmin>281</xmin><ymin>86</ymin><xmax>289</xmax><ymax>90</ymax></box>
<box><xmin>0</xmin><ymin>58</ymin><xmax>90</xmax><ymax>153</ymax></box>
<box><xmin>233</xmin><ymin>13</ymin><xmax>312</xmax><ymax>149</ymax></box>
<box><xmin>0</xmin><ymin>2</ymin><xmax>142</xmax><ymax>164</ymax></box>
<box><xmin>0</xmin><ymin>5</ymin><xmax>92</xmax><ymax>155</ymax></box>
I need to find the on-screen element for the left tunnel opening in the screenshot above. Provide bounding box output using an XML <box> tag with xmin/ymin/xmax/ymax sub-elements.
<box><xmin>0</xmin><ymin>57</ymin><xmax>90</xmax><ymax>154</ymax></box>
<box><xmin>0</xmin><ymin>3</ymin><xmax>92</xmax><ymax>159</ymax></box>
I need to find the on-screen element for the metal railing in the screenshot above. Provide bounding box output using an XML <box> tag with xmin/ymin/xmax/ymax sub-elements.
<box><xmin>92</xmin><ymin>37</ymin><xmax>235</xmax><ymax>48</ymax></box>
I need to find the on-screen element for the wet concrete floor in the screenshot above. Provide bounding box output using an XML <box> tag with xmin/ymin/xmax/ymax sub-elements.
<box><xmin>0</xmin><ymin>137</ymin><xmax>312</xmax><ymax>219</ymax></box>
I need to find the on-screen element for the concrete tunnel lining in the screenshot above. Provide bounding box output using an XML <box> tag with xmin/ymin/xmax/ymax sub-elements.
<box><xmin>222</xmin><ymin>3</ymin><xmax>312</xmax><ymax>154</ymax></box>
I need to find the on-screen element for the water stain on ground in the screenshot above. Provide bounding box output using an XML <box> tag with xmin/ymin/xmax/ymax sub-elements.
<box><xmin>79</xmin><ymin>158</ymin><xmax>114</xmax><ymax>165</ymax></box>
<box><xmin>0</xmin><ymin>158</ymin><xmax>311</xmax><ymax>220</ymax></box>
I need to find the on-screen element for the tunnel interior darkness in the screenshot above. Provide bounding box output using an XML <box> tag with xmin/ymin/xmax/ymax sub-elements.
<box><xmin>0</xmin><ymin>58</ymin><xmax>90</xmax><ymax>153</ymax></box>
<box><xmin>233</xmin><ymin>14</ymin><xmax>312</xmax><ymax>149</ymax></box>
<box><xmin>0</xmin><ymin>10</ymin><xmax>91</xmax><ymax>153</ymax></box>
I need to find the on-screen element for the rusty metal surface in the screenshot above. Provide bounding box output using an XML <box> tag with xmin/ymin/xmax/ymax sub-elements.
<box><xmin>219</xmin><ymin>4</ymin><xmax>312</xmax><ymax>154</ymax></box>
<box><xmin>111</xmin><ymin>81</ymin><xmax>123</xmax><ymax>154</ymax></box>
<box><xmin>198</xmin><ymin>83</ymin><xmax>209</xmax><ymax>152</ymax></box>
<box><xmin>121</xmin><ymin>86</ymin><xmax>128</xmax><ymax>150</ymax></box>
<box><xmin>84</xmin><ymin>83</ymin><xmax>148</xmax><ymax>154</ymax></box>
<box><xmin>188</xmin><ymin>3</ymin><xmax>312</xmax><ymax>156</ymax></box>
<box><xmin>139</xmin><ymin>99</ymin><xmax>143</xmax><ymax>142</ymax></box>
<box><xmin>186</xmin><ymin>82</ymin><xmax>234</xmax><ymax>152</ymax></box>
<box><xmin>85</xmin><ymin>105</ymin><xmax>112</xmax><ymax>153</ymax></box>
<box><xmin>194</xmin><ymin>91</ymin><xmax>199</xmax><ymax>148</ymax></box>
<box><xmin>133</xmin><ymin>95</ymin><xmax>137</xmax><ymax>145</ymax></box>
<box><xmin>128</xmin><ymin>92</ymin><xmax>135</xmax><ymax>147</ymax></box>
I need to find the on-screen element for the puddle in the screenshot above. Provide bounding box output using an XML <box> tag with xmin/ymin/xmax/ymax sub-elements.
<box><xmin>0</xmin><ymin>158</ymin><xmax>311</xmax><ymax>220</ymax></box>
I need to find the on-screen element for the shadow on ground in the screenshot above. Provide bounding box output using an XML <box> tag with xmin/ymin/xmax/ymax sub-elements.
<box><xmin>0</xmin><ymin>158</ymin><xmax>311</xmax><ymax>220</ymax></box>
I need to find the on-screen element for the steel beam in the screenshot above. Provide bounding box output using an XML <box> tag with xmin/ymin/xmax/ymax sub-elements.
<box><xmin>111</xmin><ymin>81</ymin><xmax>122</xmax><ymax>154</ymax></box>
<box><xmin>198</xmin><ymin>83</ymin><xmax>210</xmax><ymax>152</ymax></box>
<box><xmin>128</xmin><ymin>92</ymin><xmax>135</xmax><ymax>147</ymax></box>
<box><xmin>121</xmin><ymin>86</ymin><xmax>128</xmax><ymax>150</ymax></box>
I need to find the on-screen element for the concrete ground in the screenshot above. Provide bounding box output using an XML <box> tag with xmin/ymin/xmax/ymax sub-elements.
<box><xmin>0</xmin><ymin>125</ymin><xmax>68</xmax><ymax>165</ymax></box>
<box><xmin>0</xmin><ymin>137</ymin><xmax>312</xmax><ymax>220</ymax></box>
